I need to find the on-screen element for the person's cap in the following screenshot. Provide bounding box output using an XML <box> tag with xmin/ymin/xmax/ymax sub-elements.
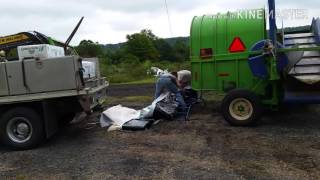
<box><xmin>0</xmin><ymin>50</ymin><xmax>5</xmax><ymax>57</ymax></box>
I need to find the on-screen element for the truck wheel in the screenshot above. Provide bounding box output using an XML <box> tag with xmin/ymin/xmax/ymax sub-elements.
<box><xmin>221</xmin><ymin>89</ymin><xmax>262</xmax><ymax>126</ymax></box>
<box><xmin>0</xmin><ymin>107</ymin><xmax>44</xmax><ymax>150</ymax></box>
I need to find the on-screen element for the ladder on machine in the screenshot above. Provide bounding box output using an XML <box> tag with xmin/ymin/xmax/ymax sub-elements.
<box><xmin>284</xmin><ymin>18</ymin><xmax>320</xmax><ymax>85</ymax></box>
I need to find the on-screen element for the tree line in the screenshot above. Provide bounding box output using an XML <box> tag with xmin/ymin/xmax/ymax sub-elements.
<box><xmin>75</xmin><ymin>29</ymin><xmax>189</xmax><ymax>64</ymax></box>
<box><xmin>75</xmin><ymin>29</ymin><xmax>190</xmax><ymax>83</ymax></box>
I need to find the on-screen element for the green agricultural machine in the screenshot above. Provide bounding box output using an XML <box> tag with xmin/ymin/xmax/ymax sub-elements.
<box><xmin>190</xmin><ymin>0</ymin><xmax>320</xmax><ymax>125</ymax></box>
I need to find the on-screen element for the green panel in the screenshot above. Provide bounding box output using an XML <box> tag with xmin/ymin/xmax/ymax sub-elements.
<box><xmin>190</xmin><ymin>17</ymin><xmax>201</xmax><ymax>60</ymax></box>
<box><xmin>238</xmin><ymin>59</ymin><xmax>255</xmax><ymax>88</ymax></box>
<box><xmin>216</xmin><ymin>15</ymin><xmax>227</xmax><ymax>54</ymax></box>
<box><xmin>200</xmin><ymin>16</ymin><xmax>216</xmax><ymax>55</ymax></box>
<box><xmin>216</xmin><ymin>61</ymin><xmax>236</xmax><ymax>91</ymax></box>
<box><xmin>191</xmin><ymin>62</ymin><xmax>201</xmax><ymax>89</ymax></box>
<box><xmin>227</xmin><ymin>11</ymin><xmax>266</xmax><ymax>54</ymax></box>
<box><xmin>190</xmin><ymin>9</ymin><xmax>266</xmax><ymax>93</ymax></box>
<box><xmin>201</xmin><ymin>62</ymin><xmax>215</xmax><ymax>89</ymax></box>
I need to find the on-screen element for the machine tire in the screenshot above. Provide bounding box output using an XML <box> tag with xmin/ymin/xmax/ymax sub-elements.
<box><xmin>0</xmin><ymin>107</ymin><xmax>45</xmax><ymax>150</ymax></box>
<box><xmin>221</xmin><ymin>89</ymin><xmax>262</xmax><ymax>126</ymax></box>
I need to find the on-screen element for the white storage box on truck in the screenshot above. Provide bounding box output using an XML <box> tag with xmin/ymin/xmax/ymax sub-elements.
<box><xmin>82</xmin><ymin>60</ymin><xmax>97</xmax><ymax>79</ymax></box>
<box><xmin>17</xmin><ymin>44</ymin><xmax>65</xmax><ymax>60</ymax></box>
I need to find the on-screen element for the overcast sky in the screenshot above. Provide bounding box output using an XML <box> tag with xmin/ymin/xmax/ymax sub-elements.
<box><xmin>0</xmin><ymin>0</ymin><xmax>318</xmax><ymax>45</ymax></box>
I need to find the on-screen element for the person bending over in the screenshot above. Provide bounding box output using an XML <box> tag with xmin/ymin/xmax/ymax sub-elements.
<box><xmin>154</xmin><ymin>72</ymin><xmax>186</xmax><ymax>110</ymax></box>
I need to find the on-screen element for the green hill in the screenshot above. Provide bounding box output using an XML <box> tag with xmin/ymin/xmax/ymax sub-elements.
<box><xmin>102</xmin><ymin>25</ymin><xmax>311</xmax><ymax>51</ymax></box>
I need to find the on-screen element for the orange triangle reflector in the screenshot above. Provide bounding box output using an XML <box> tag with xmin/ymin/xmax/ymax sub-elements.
<box><xmin>229</xmin><ymin>37</ymin><xmax>246</xmax><ymax>53</ymax></box>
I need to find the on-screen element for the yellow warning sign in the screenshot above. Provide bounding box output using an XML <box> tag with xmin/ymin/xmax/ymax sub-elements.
<box><xmin>0</xmin><ymin>34</ymin><xmax>29</xmax><ymax>45</ymax></box>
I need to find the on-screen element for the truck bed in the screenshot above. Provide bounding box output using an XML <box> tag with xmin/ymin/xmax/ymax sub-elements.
<box><xmin>0</xmin><ymin>56</ymin><xmax>108</xmax><ymax>107</ymax></box>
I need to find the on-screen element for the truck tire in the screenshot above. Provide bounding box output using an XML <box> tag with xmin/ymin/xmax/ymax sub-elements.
<box><xmin>0</xmin><ymin>107</ymin><xmax>44</xmax><ymax>150</ymax></box>
<box><xmin>221</xmin><ymin>89</ymin><xmax>262</xmax><ymax>126</ymax></box>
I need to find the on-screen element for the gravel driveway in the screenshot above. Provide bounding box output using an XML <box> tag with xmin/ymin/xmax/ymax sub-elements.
<box><xmin>1</xmin><ymin>84</ymin><xmax>320</xmax><ymax>179</ymax></box>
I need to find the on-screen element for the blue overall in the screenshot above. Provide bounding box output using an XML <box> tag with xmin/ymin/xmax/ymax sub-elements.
<box><xmin>155</xmin><ymin>75</ymin><xmax>186</xmax><ymax>110</ymax></box>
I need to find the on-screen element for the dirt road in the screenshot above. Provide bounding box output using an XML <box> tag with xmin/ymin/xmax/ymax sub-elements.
<box><xmin>1</xmin><ymin>84</ymin><xmax>320</xmax><ymax>179</ymax></box>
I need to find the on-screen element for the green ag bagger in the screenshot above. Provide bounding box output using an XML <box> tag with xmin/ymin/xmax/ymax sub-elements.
<box><xmin>190</xmin><ymin>0</ymin><xmax>320</xmax><ymax>126</ymax></box>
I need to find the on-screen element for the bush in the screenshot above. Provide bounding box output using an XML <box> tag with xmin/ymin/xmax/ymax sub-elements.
<box><xmin>100</xmin><ymin>59</ymin><xmax>190</xmax><ymax>84</ymax></box>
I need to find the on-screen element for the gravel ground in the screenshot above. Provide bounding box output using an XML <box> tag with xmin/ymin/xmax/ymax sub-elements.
<box><xmin>1</xmin><ymin>84</ymin><xmax>320</xmax><ymax>179</ymax></box>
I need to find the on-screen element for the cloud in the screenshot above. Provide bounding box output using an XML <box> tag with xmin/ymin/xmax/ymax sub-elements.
<box><xmin>0</xmin><ymin>0</ymin><xmax>318</xmax><ymax>45</ymax></box>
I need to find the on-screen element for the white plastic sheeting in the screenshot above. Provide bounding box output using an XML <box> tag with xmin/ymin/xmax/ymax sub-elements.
<box><xmin>149</xmin><ymin>67</ymin><xmax>191</xmax><ymax>83</ymax></box>
<box><xmin>100</xmin><ymin>92</ymin><xmax>169</xmax><ymax>131</ymax></box>
<box><xmin>100</xmin><ymin>105</ymin><xmax>140</xmax><ymax>131</ymax></box>
<box><xmin>149</xmin><ymin>67</ymin><xmax>169</xmax><ymax>77</ymax></box>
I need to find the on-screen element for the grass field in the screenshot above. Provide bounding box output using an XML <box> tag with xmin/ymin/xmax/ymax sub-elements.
<box><xmin>113</xmin><ymin>78</ymin><xmax>155</xmax><ymax>85</ymax></box>
<box><xmin>101</xmin><ymin>60</ymin><xmax>190</xmax><ymax>84</ymax></box>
